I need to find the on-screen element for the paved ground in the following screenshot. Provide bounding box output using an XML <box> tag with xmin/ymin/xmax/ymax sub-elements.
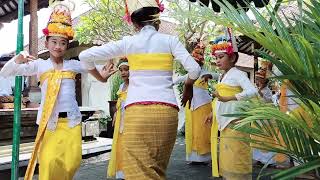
<box><xmin>75</xmin><ymin>137</ymin><xmax>215</xmax><ymax>180</ymax></box>
<box><xmin>3</xmin><ymin>136</ymin><xmax>275</xmax><ymax>180</ymax></box>
<box><xmin>74</xmin><ymin>136</ymin><xmax>273</xmax><ymax>180</ymax></box>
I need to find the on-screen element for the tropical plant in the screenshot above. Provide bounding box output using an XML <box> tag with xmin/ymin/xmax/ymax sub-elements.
<box><xmin>183</xmin><ymin>0</ymin><xmax>320</xmax><ymax>178</ymax></box>
<box><xmin>96</xmin><ymin>110</ymin><xmax>112</xmax><ymax>132</ymax></box>
<box><xmin>110</xmin><ymin>72</ymin><xmax>123</xmax><ymax>101</ymax></box>
<box><xmin>98</xmin><ymin>114</ymin><xmax>113</xmax><ymax>126</ymax></box>
<box><xmin>75</xmin><ymin>0</ymin><xmax>133</xmax><ymax>44</ymax></box>
<box><xmin>230</xmin><ymin>99</ymin><xmax>320</xmax><ymax>179</ymax></box>
<box><xmin>168</xmin><ymin>0</ymin><xmax>220</xmax><ymax>99</ymax></box>
<box><xmin>166</xmin><ymin>0</ymin><xmax>210</xmax><ymax>52</ymax></box>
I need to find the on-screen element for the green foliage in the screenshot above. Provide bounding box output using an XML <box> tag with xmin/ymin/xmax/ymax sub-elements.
<box><xmin>75</xmin><ymin>0</ymin><xmax>133</xmax><ymax>44</ymax></box>
<box><xmin>168</xmin><ymin>0</ymin><xmax>219</xmax><ymax>99</ymax></box>
<box><xmin>167</xmin><ymin>0</ymin><xmax>220</xmax><ymax>51</ymax></box>
<box><xmin>197</xmin><ymin>0</ymin><xmax>320</xmax><ymax>105</ymax></box>
<box><xmin>189</xmin><ymin>0</ymin><xmax>320</xmax><ymax>178</ymax></box>
<box><xmin>110</xmin><ymin>72</ymin><xmax>123</xmax><ymax>101</ymax></box>
<box><xmin>76</xmin><ymin>0</ymin><xmax>129</xmax><ymax>102</ymax></box>
<box><xmin>227</xmin><ymin>99</ymin><xmax>320</xmax><ymax>179</ymax></box>
<box><xmin>99</xmin><ymin>115</ymin><xmax>113</xmax><ymax>125</ymax></box>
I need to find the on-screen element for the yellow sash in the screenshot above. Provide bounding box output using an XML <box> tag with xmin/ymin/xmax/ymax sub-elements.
<box><xmin>211</xmin><ymin>83</ymin><xmax>242</xmax><ymax>177</ymax></box>
<box><xmin>107</xmin><ymin>88</ymin><xmax>127</xmax><ymax>177</ymax></box>
<box><xmin>193</xmin><ymin>78</ymin><xmax>209</xmax><ymax>90</ymax></box>
<box><xmin>127</xmin><ymin>53</ymin><xmax>173</xmax><ymax>71</ymax></box>
<box><xmin>185</xmin><ymin>78</ymin><xmax>209</xmax><ymax>155</ymax></box>
<box><xmin>24</xmin><ymin>69</ymin><xmax>76</xmax><ymax>180</ymax></box>
<box><xmin>185</xmin><ymin>101</ymin><xmax>193</xmax><ymax>156</ymax></box>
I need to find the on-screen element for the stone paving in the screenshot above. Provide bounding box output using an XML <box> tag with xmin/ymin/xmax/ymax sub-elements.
<box><xmin>74</xmin><ymin>136</ymin><xmax>273</xmax><ymax>180</ymax></box>
<box><xmin>3</xmin><ymin>136</ymin><xmax>274</xmax><ymax>180</ymax></box>
<box><xmin>74</xmin><ymin>137</ymin><xmax>214</xmax><ymax>180</ymax></box>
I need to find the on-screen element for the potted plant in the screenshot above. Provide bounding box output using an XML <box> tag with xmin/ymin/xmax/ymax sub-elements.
<box><xmin>98</xmin><ymin>112</ymin><xmax>112</xmax><ymax>138</ymax></box>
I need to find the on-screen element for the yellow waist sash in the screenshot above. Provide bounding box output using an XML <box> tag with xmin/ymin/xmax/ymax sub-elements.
<box><xmin>211</xmin><ymin>83</ymin><xmax>242</xmax><ymax>177</ymax></box>
<box><xmin>127</xmin><ymin>53</ymin><xmax>173</xmax><ymax>71</ymax></box>
<box><xmin>25</xmin><ymin>69</ymin><xmax>76</xmax><ymax>180</ymax></box>
<box><xmin>107</xmin><ymin>89</ymin><xmax>127</xmax><ymax>177</ymax></box>
<box><xmin>193</xmin><ymin>78</ymin><xmax>209</xmax><ymax>90</ymax></box>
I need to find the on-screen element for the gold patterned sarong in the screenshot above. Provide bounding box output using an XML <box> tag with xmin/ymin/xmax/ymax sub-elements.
<box><xmin>121</xmin><ymin>104</ymin><xmax>178</xmax><ymax>180</ymax></box>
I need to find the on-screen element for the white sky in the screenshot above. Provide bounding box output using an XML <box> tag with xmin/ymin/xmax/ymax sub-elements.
<box><xmin>0</xmin><ymin>0</ymin><xmax>255</xmax><ymax>56</ymax></box>
<box><xmin>0</xmin><ymin>1</ymin><xmax>91</xmax><ymax>56</ymax></box>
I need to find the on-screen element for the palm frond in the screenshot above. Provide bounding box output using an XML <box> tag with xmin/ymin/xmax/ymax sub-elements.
<box><xmin>194</xmin><ymin>0</ymin><xmax>320</xmax><ymax>106</ymax></box>
<box><xmin>272</xmin><ymin>159</ymin><xmax>320</xmax><ymax>179</ymax></box>
<box><xmin>230</xmin><ymin>99</ymin><xmax>320</xmax><ymax>178</ymax></box>
<box><xmin>186</xmin><ymin>0</ymin><xmax>320</xmax><ymax>178</ymax></box>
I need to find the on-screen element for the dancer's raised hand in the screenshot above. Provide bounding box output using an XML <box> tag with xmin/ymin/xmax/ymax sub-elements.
<box><xmin>101</xmin><ymin>62</ymin><xmax>117</xmax><ymax>80</ymax></box>
<box><xmin>14</xmin><ymin>51</ymin><xmax>36</xmax><ymax>64</ymax></box>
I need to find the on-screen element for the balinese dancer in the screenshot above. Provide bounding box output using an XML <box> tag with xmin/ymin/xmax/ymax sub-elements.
<box><xmin>107</xmin><ymin>58</ymin><xmax>129</xmax><ymax>179</ymax></box>
<box><xmin>205</xmin><ymin>29</ymin><xmax>257</xmax><ymax>179</ymax></box>
<box><xmin>173</xmin><ymin>40</ymin><xmax>213</xmax><ymax>164</ymax></box>
<box><xmin>78</xmin><ymin>1</ymin><xmax>201</xmax><ymax>179</ymax></box>
<box><xmin>0</xmin><ymin>3</ymin><xmax>113</xmax><ymax>180</ymax></box>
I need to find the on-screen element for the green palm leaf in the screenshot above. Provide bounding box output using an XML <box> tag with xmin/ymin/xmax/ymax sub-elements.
<box><xmin>185</xmin><ymin>0</ymin><xmax>320</xmax><ymax>178</ymax></box>
<box><xmin>229</xmin><ymin>99</ymin><xmax>320</xmax><ymax>178</ymax></box>
<box><xmin>272</xmin><ymin>159</ymin><xmax>320</xmax><ymax>179</ymax></box>
<box><xmin>195</xmin><ymin>0</ymin><xmax>320</xmax><ymax>104</ymax></box>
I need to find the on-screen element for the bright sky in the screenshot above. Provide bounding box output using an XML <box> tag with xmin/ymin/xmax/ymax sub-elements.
<box><xmin>0</xmin><ymin>1</ymin><xmax>91</xmax><ymax>56</ymax></box>
<box><xmin>0</xmin><ymin>0</ymin><xmax>255</xmax><ymax>56</ymax></box>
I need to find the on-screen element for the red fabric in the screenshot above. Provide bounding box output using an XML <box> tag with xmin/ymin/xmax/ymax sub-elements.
<box><xmin>126</xmin><ymin>101</ymin><xmax>179</xmax><ymax>110</ymax></box>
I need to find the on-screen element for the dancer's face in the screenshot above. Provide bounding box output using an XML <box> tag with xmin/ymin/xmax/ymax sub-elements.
<box><xmin>119</xmin><ymin>65</ymin><xmax>129</xmax><ymax>81</ymax></box>
<box><xmin>215</xmin><ymin>52</ymin><xmax>236</xmax><ymax>71</ymax></box>
<box><xmin>45</xmin><ymin>36</ymin><xmax>68</xmax><ymax>58</ymax></box>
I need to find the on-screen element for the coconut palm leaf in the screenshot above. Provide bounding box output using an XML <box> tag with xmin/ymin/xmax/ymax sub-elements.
<box><xmin>225</xmin><ymin>99</ymin><xmax>320</xmax><ymax>178</ymax></box>
<box><xmin>194</xmin><ymin>0</ymin><xmax>320</xmax><ymax>105</ymax></box>
<box><xmin>186</xmin><ymin>0</ymin><xmax>320</xmax><ymax>178</ymax></box>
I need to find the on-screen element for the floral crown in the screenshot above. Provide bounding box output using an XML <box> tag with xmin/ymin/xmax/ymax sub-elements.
<box><xmin>211</xmin><ymin>28</ymin><xmax>238</xmax><ymax>56</ymax></box>
<box><xmin>42</xmin><ymin>3</ymin><xmax>74</xmax><ymax>40</ymax></box>
<box><xmin>192</xmin><ymin>41</ymin><xmax>206</xmax><ymax>62</ymax></box>
<box><xmin>211</xmin><ymin>38</ymin><xmax>233</xmax><ymax>56</ymax></box>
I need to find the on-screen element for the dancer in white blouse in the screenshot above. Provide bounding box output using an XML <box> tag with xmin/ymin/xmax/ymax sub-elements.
<box><xmin>0</xmin><ymin>3</ymin><xmax>114</xmax><ymax>180</ymax></box>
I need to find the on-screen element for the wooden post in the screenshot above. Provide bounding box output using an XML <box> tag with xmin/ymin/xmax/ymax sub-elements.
<box><xmin>27</xmin><ymin>0</ymin><xmax>41</xmax><ymax>103</ymax></box>
<box><xmin>29</xmin><ymin>0</ymin><xmax>38</xmax><ymax>61</ymax></box>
